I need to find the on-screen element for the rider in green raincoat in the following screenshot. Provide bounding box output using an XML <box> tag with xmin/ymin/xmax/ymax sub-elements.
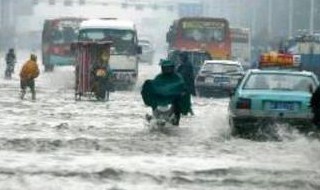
<box><xmin>141</xmin><ymin>59</ymin><xmax>191</xmax><ymax>125</ymax></box>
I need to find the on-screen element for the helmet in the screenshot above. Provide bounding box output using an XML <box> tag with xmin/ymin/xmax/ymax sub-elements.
<box><xmin>160</xmin><ymin>59</ymin><xmax>175</xmax><ymax>74</ymax></box>
<box><xmin>159</xmin><ymin>59</ymin><xmax>174</xmax><ymax>67</ymax></box>
<box><xmin>9</xmin><ymin>48</ymin><xmax>14</xmax><ymax>53</ymax></box>
<box><xmin>30</xmin><ymin>54</ymin><xmax>37</xmax><ymax>61</ymax></box>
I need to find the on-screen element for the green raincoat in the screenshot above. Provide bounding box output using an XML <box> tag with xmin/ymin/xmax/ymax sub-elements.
<box><xmin>141</xmin><ymin>73</ymin><xmax>191</xmax><ymax>115</ymax></box>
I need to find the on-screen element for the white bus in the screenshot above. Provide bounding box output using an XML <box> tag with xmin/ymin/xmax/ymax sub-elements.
<box><xmin>230</xmin><ymin>28</ymin><xmax>251</xmax><ymax>69</ymax></box>
<box><xmin>78</xmin><ymin>19</ymin><xmax>141</xmax><ymax>88</ymax></box>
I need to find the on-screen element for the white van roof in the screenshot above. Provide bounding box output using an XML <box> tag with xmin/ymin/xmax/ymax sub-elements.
<box><xmin>80</xmin><ymin>19</ymin><xmax>135</xmax><ymax>30</ymax></box>
<box><xmin>204</xmin><ymin>60</ymin><xmax>242</xmax><ymax>66</ymax></box>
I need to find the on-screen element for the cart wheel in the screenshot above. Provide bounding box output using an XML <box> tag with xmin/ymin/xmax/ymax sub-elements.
<box><xmin>90</xmin><ymin>92</ymin><xmax>95</xmax><ymax>100</ymax></box>
<box><xmin>75</xmin><ymin>93</ymin><xmax>81</xmax><ymax>101</ymax></box>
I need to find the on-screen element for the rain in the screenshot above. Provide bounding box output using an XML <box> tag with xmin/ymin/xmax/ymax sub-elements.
<box><xmin>0</xmin><ymin>0</ymin><xmax>320</xmax><ymax>189</ymax></box>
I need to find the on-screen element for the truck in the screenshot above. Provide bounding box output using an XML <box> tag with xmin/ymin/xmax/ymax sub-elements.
<box><xmin>288</xmin><ymin>34</ymin><xmax>320</xmax><ymax>79</ymax></box>
<box><xmin>230</xmin><ymin>27</ymin><xmax>251</xmax><ymax>69</ymax></box>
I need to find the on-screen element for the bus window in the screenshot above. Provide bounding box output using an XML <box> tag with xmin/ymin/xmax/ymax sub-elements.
<box><xmin>181</xmin><ymin>20</ymin><xmax>227</xmax><ymax>42</ymax></box>
<box><xmin>51</xmin><ymin>29</ymin><xmax>63</xmax><ymax>43</ymax></box>
<box><xmin>211</xmin><ymin>28</ymin><xmax>225</xmax><ymax>42</ymax></box>
<box><xmin>79</xmin><ymin>29</ymin><xmax>135</xmax><ymax>55</ymax></box>
<box><xmin>63</xmin><ymin>27</ymin><xmax>76</xmax><ymax>43</ymax></box>
<box><xmin>42</xmin><ymin>18</ymin><xmax>85</xmax><ymax>71</ymax></box>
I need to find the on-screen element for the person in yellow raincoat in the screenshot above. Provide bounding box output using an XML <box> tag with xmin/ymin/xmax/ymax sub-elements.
<box><xmin>20</xmin><ymin>54</ymin><xmax>40</xmax><ymax>100</ymax></box>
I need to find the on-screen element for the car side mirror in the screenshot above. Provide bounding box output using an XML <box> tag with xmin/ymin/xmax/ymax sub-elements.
<box><xmin>237</xmin><ymin>76</ymin><xmax>244</xmax><ymax>85</ymax></box>
<box><xmin>309</xmin><ymin>84</ymin><xmax>314</xmax><ymax>94</ymax></box>
<box><xmin>228</xmin><ymin>88</ymin><xmax>235</xmax><ymax>97</ymax></box>
<box><xmin>137</xmin><ymin>46</ymin><xmax>142</xmax><ymax>54</ymax></box>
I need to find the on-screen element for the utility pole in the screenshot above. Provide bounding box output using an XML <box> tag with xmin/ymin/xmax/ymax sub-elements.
<box><xmin>235</xmin><ymin>0</ymin><xmax>241</xmax><ymax>27</ymax></box>
<box><xmin>0</xmin><ymin>0</ymin><xmax>10</xmax><ymax>49</ymax></box>
<box><xmin>310</xmin><ymin>0</ymin><xmax>314</xmax><ymax>34</ymax></box>
<box><xmin>250</xmin><ymin>0</ymin><xmax>257</xmax><ymax>37</ymax></box>
<box><xmin>0</xmin><ymin>0</ymin><xmax>5</xmax><ymax>29</ymax></box>
<box><xmin>288</xmin><ymin>0</ymin><xmax>293</xmax><ymax>38</ymax></box>
<box><xmin>267</xmin><ymin>0</ymin><xmax>273</xmax><ymax>40</ymax></box>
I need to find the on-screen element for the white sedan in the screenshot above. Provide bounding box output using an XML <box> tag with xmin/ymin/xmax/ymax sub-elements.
<box><xmin>195</xmin><ymin>60</ymin><xmax>244</xmax><ymax>97</ymax></box>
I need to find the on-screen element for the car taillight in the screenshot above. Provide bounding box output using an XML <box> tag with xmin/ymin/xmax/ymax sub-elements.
<box><xmin>236</xmin><ymin>98</ymin><xmax>251</xmax><ymax>109</ymax></box>
<box><xmin>197</xmin><ymin>76</ymin><xmax>205</xmax><ymax>82</ymax></box>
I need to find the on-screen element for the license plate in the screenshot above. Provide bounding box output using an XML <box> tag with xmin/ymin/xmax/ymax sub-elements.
<box><xmin>269</xmin><ymin>102</ymin><xmax>295</xmax><ymax>110</ymax></box>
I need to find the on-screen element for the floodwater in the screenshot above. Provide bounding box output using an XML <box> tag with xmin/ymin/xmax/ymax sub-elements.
<box><xmin>0</xmin><ymin>52</ymin><xmax>319</xmax><ymax>190</ymax></box>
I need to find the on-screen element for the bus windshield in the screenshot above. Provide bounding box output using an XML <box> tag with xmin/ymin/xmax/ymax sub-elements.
<box><xmin>180</xmin><ymin>20</ymin><xmax>226</xmax><ymax>42</ymax></box>
<box><xmin>45</xmin><ymin>20</ymin><xmax>81</xmax><ymax>44</ymax></box>
<box><xmin>79</xmin><ymin>29</ymin><xmax>135</xmax><ymax>55</ymax></box>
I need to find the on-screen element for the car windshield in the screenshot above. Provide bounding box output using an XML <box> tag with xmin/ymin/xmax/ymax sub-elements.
<box><xmin>202</xmin><ymin>63</ymin><xmax>242</xmax><ymax>74</ymax></box>
<box><xmin>243</xmin><ymin>73</ymin><xmax>317</xmax><ymax>92</ymax></box>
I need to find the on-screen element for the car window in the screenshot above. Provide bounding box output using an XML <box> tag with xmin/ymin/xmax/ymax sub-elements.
<box><xmin>141</xmin><ymin>44</ymin><xmax>151</xmax><ymax>51</ymax></box>
<box><xmin>139</xmin><ymin>40</ymin><xmax>150</xmax><ymax>45</ymax></box>
<box><xmin>243</xmin><ymin>73</ymin><xmax>317</xmax><ymax>92</ymax></box>
<box><xmin>202</xmin><ymin>63</ymin><xmax>242</xmax><ymax>73</ymax></box>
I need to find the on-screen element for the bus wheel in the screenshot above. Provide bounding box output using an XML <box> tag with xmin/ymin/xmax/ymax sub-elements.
<box><xmin>45</xmin><ymin>65</ymin><xmax>54</xmax><ymax>72</ymax></box>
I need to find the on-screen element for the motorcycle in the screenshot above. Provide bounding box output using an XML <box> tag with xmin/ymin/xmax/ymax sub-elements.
<box><xmin>146</xmin><ymin>104</ymin><xmax>179</xmax><ymax>130</ymax></box>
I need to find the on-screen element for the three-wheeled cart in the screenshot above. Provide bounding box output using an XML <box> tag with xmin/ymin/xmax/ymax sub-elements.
<box><xmin>73</xmin><ymin>41</ymin><xmax>113</xmax><ymax>101</ymax></box>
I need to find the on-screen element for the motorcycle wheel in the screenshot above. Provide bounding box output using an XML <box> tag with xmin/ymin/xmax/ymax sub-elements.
<box><xmin>95</xmin><ymin>85</ymin><xmax>109</xmax><ymax>101</ymax></box>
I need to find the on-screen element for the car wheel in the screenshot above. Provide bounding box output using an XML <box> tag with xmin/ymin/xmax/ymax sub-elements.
<box><xmin>229</xmin><ymin>118</ymin><xmax>253</xmax><ymax>138</ymax></box>
<box><xmin>229</xmin><ymin>117</ymin><xmax>239</xmax><ymax>136</ymax></box>
<box><xmin>45</xmin><ymin>64</ymin><xmax>54</xmax><ymax>72</ymax></box>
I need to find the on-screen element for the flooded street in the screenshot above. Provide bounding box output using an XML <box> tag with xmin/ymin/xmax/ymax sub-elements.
<box><xmin>0</xmin><ymin>53</ymin><xmax>319</xmax><ymax>190</ymax></box>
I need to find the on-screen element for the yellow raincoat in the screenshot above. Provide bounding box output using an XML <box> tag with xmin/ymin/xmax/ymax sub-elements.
<box><xmin>20</xmin><ymin>60</ymin><xmax>39</xmax><ymax>81</ymax></box>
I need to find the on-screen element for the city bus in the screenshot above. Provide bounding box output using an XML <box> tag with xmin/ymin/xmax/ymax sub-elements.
<box><xmin>166</xmin><ymin>17</ymin><xmax>231</xmax><ymax>60</ymax></box>
<box><xmin>42</xmin><ymin>17</ymin><xmax>85</xmax><ymax>71</ymax></box>
<box><xmin>230</xmin><ymin>27</ymin><xmax>251</xmax><ymax>69</ymax></box>
<box><xmin>78</xmin><ymin>19</ymin><xmax>141</xmax><ymax>89</ymax></box>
